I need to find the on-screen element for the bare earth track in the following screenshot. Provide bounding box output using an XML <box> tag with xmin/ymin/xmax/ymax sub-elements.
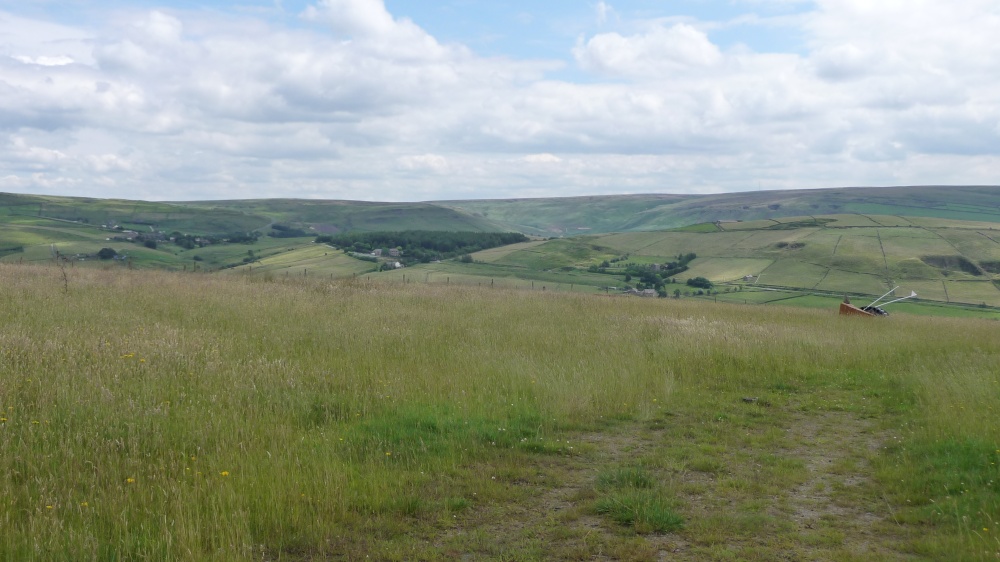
<box><xmin>443</xmin><ymin>404</ymin><xmax>916</xmax><ymax>561</ymax></box>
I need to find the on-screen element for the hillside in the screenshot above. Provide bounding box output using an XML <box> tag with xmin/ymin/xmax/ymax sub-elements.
<box><xmin>5</xmin><ymin>185</ymin><xmax>1000</xmax><ymax>241</ymax></box>
<box><xmin>180</xmin><ymin>198</ymin><xmax>507</xmax><ymax>233</ymax></box>
<box><xmin>0</xmin><ymin>193</ymin><xmax>510</xmax><ymax>271</ymax></box>
<box><xmin>357</xmin><ymin>214</ymin><xmax>999</xmax><ymax>312</ymax></box>
<box><xmin>439</xmin><ymin>185</ymin><xmax>1000</xmax><ymax>235</ymax></box>
<box><xmin>4</xmin><ymin>187</ymin><xmax>1000</xmax><ymax>316</ymax></box>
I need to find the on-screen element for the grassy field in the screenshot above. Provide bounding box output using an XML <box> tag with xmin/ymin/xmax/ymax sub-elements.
<box><xmin>224</xmin><ymin>245</ymin><xmax>378</xmax><ymax>279</ymax></box>
<box><xmin>3</xmin><ymin>263</ymin><xmax>1000</xmax><ymax>560</ymax></box>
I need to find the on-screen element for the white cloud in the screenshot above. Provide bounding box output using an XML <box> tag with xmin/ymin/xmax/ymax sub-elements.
<box><xmin>300</xmin><ymin>0</ymin><xmax>452</xmax><ymax>60</ymax></box>
<box><xmin>574</xmin><ymin>23</ymin><xmax>723</xmax><ymax>77</ymax></box>
<box><xmin>10</xmin><ymin>55</ymin><xmax>75</xmax><ymax>66</ymax></box>
<box><xmin>0</xmin><ymin>2</ymin><xmax>998</xmax><ymax>201</ymax></box>
<box><xmin>397</xmin><ymin>154</ymin><xmax>450</xmax><ymax>173</ymax></box>
<box><xmin>523</xmin><ymin>153</ymin><xmax>562</xmax><ymax>163</ymax></box>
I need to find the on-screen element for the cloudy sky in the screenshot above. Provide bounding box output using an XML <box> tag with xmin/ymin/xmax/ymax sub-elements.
<box><xmin>1</xmin><ymin>1</ymin><xmax>998</xmax><ymax>201</ymax></box>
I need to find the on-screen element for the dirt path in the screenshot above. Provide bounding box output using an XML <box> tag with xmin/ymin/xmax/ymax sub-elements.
<box><xmin>448</xmin><ymin>405</ymin><xmax>915</xmax><ymax>561</ymax></box>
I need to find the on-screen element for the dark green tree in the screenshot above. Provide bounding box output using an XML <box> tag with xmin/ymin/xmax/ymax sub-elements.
<box><xmin>97</xmin><ymin>247</ymin><xmax>117</xmax><ymax>260</ymax></box>
<box><xmin>686</xmin><ymin>277</ymin><xmax>712</xmax><ymax>289</ymax></box>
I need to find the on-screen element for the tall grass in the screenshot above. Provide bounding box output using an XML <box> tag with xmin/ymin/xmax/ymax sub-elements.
<box><xmin>1</xmin><ymin>263</ymin><xmax>999</xmax><ymax>559</ymax></box>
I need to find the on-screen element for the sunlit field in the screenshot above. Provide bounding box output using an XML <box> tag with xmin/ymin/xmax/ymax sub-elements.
<box><xmin>2</xmin><ymin>264</ymin><xmax>1000</xmax><ymax>560</ymax></box>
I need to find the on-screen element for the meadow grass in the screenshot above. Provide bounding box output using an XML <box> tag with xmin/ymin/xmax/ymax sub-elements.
<box><xmin>2</xmin><ymin>263</ymin><xmax>1000</xmax><ymax>559</ymax></box>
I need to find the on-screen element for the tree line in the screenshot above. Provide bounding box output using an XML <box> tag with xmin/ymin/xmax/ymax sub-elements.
<box><xmin>315</xmin><ymin>231</ymin><xmax>529</xmax><ymax>264</ymax></box>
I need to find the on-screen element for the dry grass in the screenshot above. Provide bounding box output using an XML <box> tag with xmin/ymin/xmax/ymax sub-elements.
<box><xmin>2</xmin><ymin>263</ymin><xmax>999</xmax><ymax>560</ymax></box>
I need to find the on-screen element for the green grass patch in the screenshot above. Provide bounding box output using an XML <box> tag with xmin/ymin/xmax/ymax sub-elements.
<box><xmin>597</xmin><ymin>467</ymin><xmax>656</xmax><ymax>490</ymax></box>
<box><xmin>595</xmin><ymin>491</ymin><xmax>684</xmax><ymax>533</ymax></box>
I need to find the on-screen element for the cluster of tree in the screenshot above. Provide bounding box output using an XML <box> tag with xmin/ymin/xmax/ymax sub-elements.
<box><xmin>167</xmin><ymin>231</ymin><xmax>259</xmax><ymax>249</ymax></box>
<box><xmin>590</xmin><ymin>252</ymin><xmax>698</xmax><ymax>291</ymax></box>
<box><xmin>268</xmin><ymin>224</ymin><xmax>312</xmax><ymax>238</ymax></box>
<box><xmin>97</xmin><ymin>247</ymin><xmax>118</xmax><ymax>260</ymax></box>
<box><xmin>315</xmin><ymin>231</ymin><xmax>529</xmax><ymax>264</ymax></box>
<box><xmin>686</xmin><ymin>276</ymin><xmax>712</xmax><ymax>289</ymax></box>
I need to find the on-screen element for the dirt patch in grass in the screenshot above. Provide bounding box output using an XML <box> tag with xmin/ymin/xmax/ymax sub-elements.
<box><xmin>772</xmin><ymin>409</ymin><xmax>909</xmax><ymax>560</ymax></box>
<box><xmin>442</xmin><ymin>404</ymin><xmax>918</xmax><ymax>561</ymax></box>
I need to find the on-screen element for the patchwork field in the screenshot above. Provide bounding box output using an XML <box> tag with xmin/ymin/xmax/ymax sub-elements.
<box><xmin>5</xmin><ymin>187</ymin><xmax>1000</xmax><ymax>314</ymax></box>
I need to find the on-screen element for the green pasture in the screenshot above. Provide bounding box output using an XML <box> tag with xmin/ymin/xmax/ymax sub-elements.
<box><xmin>710</xmin><ymin>287</ymin><xmax>1000</xmax><ymax>320</ymax></box>
<box><xmin>823</xmin><ymin>214</ymin><xmax>884</xmax><ymax>227</ymax></box>
<box><xmin>878</xmin><ymin>232</ymin><xmax>959</xmax><ymax>269</ymax></box>
<box><xmin>730</xmin><ymin>229</ymin><xmax>816</xmax><ymax>254</ymax></box>
<box><xmin>670</xmin><ymin>222</ymin><xmax>721</xmax><ymax>233</ymax></box>
<box><xmin>374</xmin><ymin>261</ymin><xmax>615</xmax><ymax>290</ymax></box>
<box><xmin>756</xmin><ymin>259</ymin><xmax>831</xmax><ymax>289</ymax></box>
<box><xmin>906</xmin><ymin>216</ymin><xmax>1000</xmax><ymax>230</ymax></box>
<box><xmin>5</xmin><ymin>264</ymin><xmax>1000</xmax><ymax>559</ymax></box>
<box><xmin>595</xmin><ymin>231</ymin><xmax>676</xmax><ymax>254</ymax></box>
<box><xmin>624</xmin><ymin>231</ymin><xmax>751</xmax><ymax>259</ymax></box>
<box><xmin>812</xmin><ymin>268</ymin><xmax>886</xmax><ymax>295</ymax></box>
<box><xmin>941</xmin><ymin>280</ymin><xmax>1000</xmax><ymax>305</ymax></box>
<box><xmin>716</xmin><ymin>219</ymin><xmax>780</xmax><ymax>231</ymax></box>
<box><xmin>874</xmin><ymin>226</ymin><xmax>941</xmax><ymax>240</ymax></box>
<box><xmin>843</xmin><ymin>202</ymin><xmax>1000</xmax><ymax>223</ymax></box>
<box><xmin>0</xmin><ymin>219</ymin><xmax>106</xmax><ymax>246</ymax></box>
<box><xmin>863</xmin><ymin>215</ymin><xmax>916</xmax><ymax>227</ymax></box>
<box><xmin>936</xmin><ymin>229</ymin><xmax>1000</xmax><ymax>263</ymax></box>
<box><xmin>679</xmin><ymin>257</ymin><xmax>773</xmax><ymax>282</ymax></box>
<box><xmin>827</xmin><ymin>233</ymin><xmax>886</xmax><ymax>271</ymax></box>
<box><xmin>492</xmin><ymin>237</ymin><xmax>617</xmax><ymax>270</ymax></box>
<box><xmin>226</xmin><ymin>245</ymin><xmax>376</xmax><ymax>279</ymax></box>
<box><xmin>892</xmin><ymin>258</ymin><xmax>941</xmax><ymax>280</ymax></box>
<box><xmin>174</xmin><ymin>237</ymin><xmax>311</xmax><ymax>270</ymax></box>
<box><xmin>471</xmin><ymin>240</ymin><xmax>548</xmax><ymax>263</ymax></box>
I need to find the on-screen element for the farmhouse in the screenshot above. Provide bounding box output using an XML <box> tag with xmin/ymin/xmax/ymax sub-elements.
<box><xmin>625</xmin><ymin>288</ymin><xmax>658</xmax><ymax>297</ymax></box>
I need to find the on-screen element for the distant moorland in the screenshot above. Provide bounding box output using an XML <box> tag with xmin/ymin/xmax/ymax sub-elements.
<box><xmin>2</xmin><ymin>186</ymin><xmax>1000</xmax><ymax>317</ymax></box>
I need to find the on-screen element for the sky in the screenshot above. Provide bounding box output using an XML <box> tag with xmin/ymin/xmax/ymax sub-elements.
<box><xmin>0</xmin><ymin>0</ymin><xmax>998</xmax><ymax>202</ymax></box>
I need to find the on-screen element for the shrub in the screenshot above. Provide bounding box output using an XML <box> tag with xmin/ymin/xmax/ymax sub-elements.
<box><xmin>97</xmin><ymin>247</ymin><xmax>117</xmax><ymax>260</ymax></box>
<box><xmin>686</xmin><ymin>277</ymin><xmax>712</xmax><ymax>289</ymax></box>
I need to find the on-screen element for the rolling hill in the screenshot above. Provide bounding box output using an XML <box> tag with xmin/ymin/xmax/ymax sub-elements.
<box><xmin>3</xmin><ymin>187</ymin><xmax>1000</xmax><ymax>316</ymax></box>
<box><xmin>438</xmin><ymin>185</ymin><xmax>1000</xmax><ymax>235</ymax></box>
